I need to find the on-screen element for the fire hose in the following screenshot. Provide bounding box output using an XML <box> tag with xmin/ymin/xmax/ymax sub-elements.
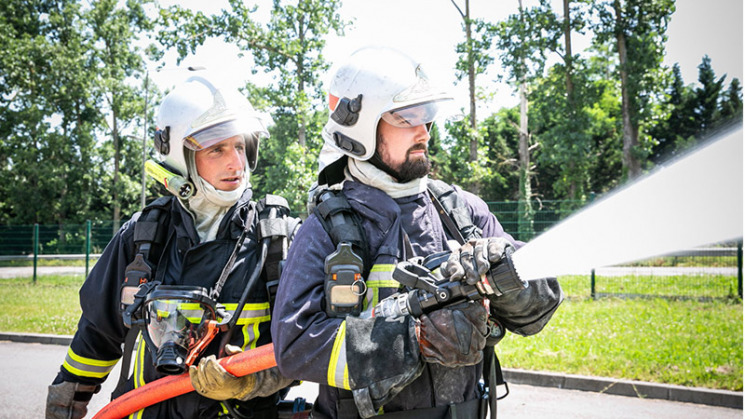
<box><xmin>92</xmin><ymin>344</ymin><xmax>276</xmax><ymax>419</ymax></box>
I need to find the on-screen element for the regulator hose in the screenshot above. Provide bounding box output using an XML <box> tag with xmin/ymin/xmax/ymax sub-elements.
<box><xmin>92</xmin><ymin>343</ymin><xmax>277</xmax><ymax>419</ymax></box>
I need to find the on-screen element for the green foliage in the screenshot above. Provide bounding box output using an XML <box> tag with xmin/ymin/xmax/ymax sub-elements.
<box><xmin>650</xmin><ymin>57</ymin><xmax>743</xmax><ymax>164</ymax></box>
<box><xmin>530</xmin><ymin>57</ymin><xmax>624</xmax><ymax>202</ymax></box>
<box><xmin>494</xmin><ymin>0</ymin><xmax>565</xmax><ymax>84</ymax></box>
<box><xmin>0</xmin><ymin>0</ymin><xmax>153</xmax><ymax>228</ymax></box>
<box><xmin>587</xmin><ymin>0</ymin><xmax>675</xmax><ymax>178</ymax></box>
<box><xmin>252</xmin><ymin>109</ymin><xmax>326</xmax><ymax>213</ymax></box>
<box><xmin>156</xmin><ymin>0</ymin><xmax>348</xmax><ymax>213</ymax></box>
<box><xmin>0</xmin><ymin>0</ymin><xmax>741</xmax><ymax>230</ymax></box>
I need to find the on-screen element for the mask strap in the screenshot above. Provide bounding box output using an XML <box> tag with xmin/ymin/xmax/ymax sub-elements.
<box><xmin>210</xmin><ymin>202</ymin><xmax>256</xmax><ymax>299</ymax></box>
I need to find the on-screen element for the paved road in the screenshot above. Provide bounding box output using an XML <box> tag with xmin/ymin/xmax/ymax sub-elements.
<box><xmin>0</xmin><ymin>266</ymin><xmax>86</xmax><ymax>279</ymax></box>
<box><xmin>1</xmin><ymin>341</ymin><xmax>740</xmax><ymax>419</ymax></box>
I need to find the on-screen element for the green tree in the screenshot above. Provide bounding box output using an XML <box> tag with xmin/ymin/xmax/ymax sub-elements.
<box><xmin>451</xmin><ymin>0</ymin><xmax>496</xmax><ymax>162</ymax></box>
<box><xmin>693</xmin><ymin>55</ymin><xmax>726</xmax><ymax>134</ymax></box>
<box><xmin>86</xmin><ymin>0</ymin><xmax>154</xmax><ymax>232</ymax></box>
<box><xmin>157</xmin><ymin>0</ymin><xmax>348</xmax><ymax>212</ymax></box>
<box><xmin>0</xmin><ymin>0</ymin><xmax>99</xmax><ymax>227</ymax></box>
<box><xmin>650</xmin><ymin>57</ymin><xmax>742</xmax><ymax>164</ymax></box>
<box><xmin>649</xmin><ymin>63</ymin><xmax>697</xmax><ymax>162</ymax></box>
<box><xmin>589</xmin><ymin>0</ymin><xmax>675</xmax><ymax>179</ymax></box>
<box><xmin>719</xmin><ymin>78</ymin><xmax>743</xmax><ymax>122</ymax></box>
<box><xmin>494</xmin><ymin>0</ymin><xmax>564</xmax><ymax>238</ymax></box>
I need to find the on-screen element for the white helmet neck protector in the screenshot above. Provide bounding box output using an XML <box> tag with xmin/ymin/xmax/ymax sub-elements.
<box><xmin>321</xmin><ymin>46</ymin><xmax>457</xmax><ymax>165</ymax></box>
<box><xmin>154</xmin><ymin>75</ymin><xmax>269</xmax><ymax>179</ymax></box>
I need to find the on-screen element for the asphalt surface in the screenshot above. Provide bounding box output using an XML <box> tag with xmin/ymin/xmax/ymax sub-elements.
<box><xmin>0</xmin><ymin>338</ymin><xmax>741</xmax><ymax>419</ymax></box>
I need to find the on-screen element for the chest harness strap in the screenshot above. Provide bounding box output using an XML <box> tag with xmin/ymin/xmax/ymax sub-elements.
<box><xmin>114</xmin><ymin>196</ymin><xmax>172</xmax><ymax>399</ymax></box>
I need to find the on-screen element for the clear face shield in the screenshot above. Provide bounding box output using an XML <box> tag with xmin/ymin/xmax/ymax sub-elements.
<box><xmin>380</xmin><ymin>99</ymin><xmax>461</xmax><ymax>130</ymax></box>
<box><xmin>123</xmin><ymin>283</ymin><xmax>231</xmax><ymax>375</ymax></box>
<box><xmin>183</xmin><ymin>118</ymin><xmax>269</xmax><ymax>151</ymax></box>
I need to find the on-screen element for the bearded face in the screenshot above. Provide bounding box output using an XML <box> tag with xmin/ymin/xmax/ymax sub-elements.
<box><xmin>374</xmin><ymin>121</ymin><xmax>431</xmax><ymax>183</ymax></box>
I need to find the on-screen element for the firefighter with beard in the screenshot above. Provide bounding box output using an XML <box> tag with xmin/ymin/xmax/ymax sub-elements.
<box><xmin>271</xmin><ymin>46</ymin><xmax>563</xmax><ymax>419</ymax></box>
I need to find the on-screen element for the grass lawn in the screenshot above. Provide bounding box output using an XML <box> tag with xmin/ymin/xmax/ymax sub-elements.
<box><xmin>0</xmin><ymin>274</ymin><xmax>741</xmax><ymax>391</ymax></box>
<box><xmin>497</xmin><ymin>296</ymin><xmax>742</xmax><ymax>391</ymax></box>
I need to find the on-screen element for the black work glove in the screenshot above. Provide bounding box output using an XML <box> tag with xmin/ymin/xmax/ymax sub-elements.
<box><xmin>417</xmin><ymin>301</ymin><xmax>488</xmax><ymax>367</ymax></box>
<box><xmin>46</xmin><ymin>380</ymin><xmax>100</xmax><ymax>419</ymax></box>
<box><xmin>442</xmin><ymin>238</ymin><xmax>527</xmax><ymax>296</ymax></box>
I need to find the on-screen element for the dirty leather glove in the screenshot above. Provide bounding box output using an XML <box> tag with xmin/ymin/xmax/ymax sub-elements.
<box><xmin>443</xmin><ymin>238</ymin><xmax>510</xmax><ymax>284</ymax></box>
<box><xmin>46</xmin><ymin>380</ymin><xmax>100</xmax><ymax>419</ymax></box>
<box><xmin>417</xmin><ymin>301</ymin><xmax>488</xmax><ymax>367</ymax></box>
<box><xmin>190</xmin><ymin>345</ymin><xmax>294</xmax><ymax>401</ymax></box>
<box><xmin>443</xmin><ymin>238</ymin><xmax>527</xmax><ymax>296</ymax></box>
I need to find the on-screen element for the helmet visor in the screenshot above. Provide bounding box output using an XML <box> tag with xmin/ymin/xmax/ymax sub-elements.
<box><xmin>183</xmin><ymin>118</ymin><xmax>269</xmax><ymax>151</ymax></box>
<box><xmin>380</xmin><ymin>99</ymin><xmax>459</xmax><ymax>128</ymax></box>
<box><xmin>145</xmin><ymin>298</ymin><xmax>215</xmax><ymax>350</ymax></box>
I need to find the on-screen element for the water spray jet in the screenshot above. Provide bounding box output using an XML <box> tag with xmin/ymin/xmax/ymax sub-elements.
<box><xmin>512</xmin><ymin>124</ymin><xmax>743</xmax><ymax>282</ymax></box>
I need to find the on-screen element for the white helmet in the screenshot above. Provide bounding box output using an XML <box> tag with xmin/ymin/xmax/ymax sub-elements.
<box><xmin>321</xmin><ymin>46</ymin><xmax>456</xmax><ymax>167</ymax></box>
<box><xmin>154</xmin><ymin>75</ymin><xmax>269</xmax><ymax>178</ymax></box>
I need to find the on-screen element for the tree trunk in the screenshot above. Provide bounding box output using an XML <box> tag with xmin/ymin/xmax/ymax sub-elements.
<box><xmin>112</xmin><ymin>112</ymin><xmax>121</xmax><ymax>234</ymax></box>
<box><xmin>296</xmin><ymin>17</ymin><xmax>307</xmax><ymax>148</ymax></box>
<box><xmin>563</xmin><ymin>0</ymin><xmax>574</xmax><ymax>106</ymax></box>
<box><xmin>614</xmin><ymin>0</ymin><xmax>641</xmax><ymax>179</ymax></box>
<box><xmin>564</xmin><ymin>0</ymin><xmax>578</xmax><ymax>199</ymax></box>
<box><xmin>296</xmin><ymin>59</ymin><xmax>307</xmax><ymax>148</ymax></box>
<box><xmin>518</xmin><ymin>80</ymin><xmax>534</xmax><ymax>240</ymax></box>
<box><xmin>517</xmin><ymin>0</ymin><xmax>534</xmax><ymax>239</ymax></box>
<box><xmin>465</xmin><ymin>0</ymin><xmax>478</xmax><ymax>161</ymax></box>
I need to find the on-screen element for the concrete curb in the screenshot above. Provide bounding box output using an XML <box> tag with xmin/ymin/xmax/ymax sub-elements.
<box><xmin>0</xmin><ymin>331</ymin><xmax>72</xmax><ymax>346</ymax></box>
<box><xmin>2</xmin><ymin>332</ymin><xmax>741</xmax><ymax>410</ymax></box>
<box><xmin>503</xmin><ymin>368</ymin><xmax>743</xmax><ymax>410</ymax></box>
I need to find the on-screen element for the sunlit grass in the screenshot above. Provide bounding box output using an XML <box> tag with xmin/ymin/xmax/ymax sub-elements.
<box><xmin>497</xmin><ymin>296</ymin><xmax>743</xmax><ymax>391</ymax></box>
<box><xmin>0</xmin><ymin>275</ymin><xmax>82</xmax><ymax>335</ymax></box>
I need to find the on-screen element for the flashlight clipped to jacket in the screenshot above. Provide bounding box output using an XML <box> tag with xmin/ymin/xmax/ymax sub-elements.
<box><xmin>145</xmin><ymin>160</ymin><xmax>195</xmax><ymax>200</ymax></box>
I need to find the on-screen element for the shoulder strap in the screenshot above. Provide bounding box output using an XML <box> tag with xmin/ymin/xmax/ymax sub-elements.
<box><xmin>313</xmin><ymin>189</ymin><xmax>371</xmax><ymax>277</ymax></box>
<box><xmin>427</xmin><ymin>179</ymin><xmax>482</xmax><ymax>244</ymax></box>
<box><xmin>132</xmin><ymin>196</ymin><xmax>173</xmax><ymax>264</ymax></box>
<box><xmin>115</xmin><ymin>196</ymin><xmax>173</xmax><ymax>398</ymax></box>
<box><xmin>257</xmin><ymin>194</ymin><xmax>301</xmax><ymax>308</ymax></box>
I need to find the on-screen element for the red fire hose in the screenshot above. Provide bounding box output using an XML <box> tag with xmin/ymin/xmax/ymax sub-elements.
<box><xmin>93</xmin><ymin>343</ymin><xmax>277</xmax><ymax>419</ymax></box>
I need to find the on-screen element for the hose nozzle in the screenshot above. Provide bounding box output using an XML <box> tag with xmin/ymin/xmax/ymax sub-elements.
<box><xmin>145</xmin><ymin>160</ymin><xmax>194</xmax><ymax>199</ymax></box>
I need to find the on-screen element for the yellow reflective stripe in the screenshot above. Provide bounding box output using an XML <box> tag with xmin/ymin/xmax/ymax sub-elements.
<box><xmin>241</xmin><ymin>321</ymin><xmax>262</xmax><ymax>350</ymax></box>
<box><xmin>366</xmin><ymin>264</ymin><xmax>399</xmax><ymax>307</ymax></box>
<box><xmin>370</xmin><ymin>264</ymin><xmax>395</xmax><ymax>273</ymax></box>
<box><xmin>130</xmin><ymin>334</ymin><xmax>147</xmax><ymax>419</ymax></box>
<box><xmin>134</xmin><ymin>333</ymin><xmax>146</xmax><ymax>389</ymax></box>
<box><xmin>223</xmin><ymin>302</ymin><xmax>271</xmax><ymax>324</ymax></box>
<box><xmin>367</xmin><ymin>280</ymin><xmax>399</xmax><ymax>288</ymax></box>
<box><xmin>62</xmin><ymin>347</ymin><xmax>118</xmax><ymax>378</ymax></box>
<box><xmin>327</xmin><ymin>321</ymin><xmax>350</xmax><ymax>390</ymax></box>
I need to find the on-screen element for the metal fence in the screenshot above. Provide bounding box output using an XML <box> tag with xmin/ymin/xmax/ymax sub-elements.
<box><xmin>0</xmin><ymin>201</ymin><xmax>742</xmax><ymax>299</ymax></box>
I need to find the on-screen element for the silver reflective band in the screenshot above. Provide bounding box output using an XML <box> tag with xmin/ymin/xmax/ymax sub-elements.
<box><xmin>381</xmin><ymin>99</ymin><xmax>455</xmax><ymax>128</ymax></box>
<box><xmin>184</xmin><ymin>118</ymin><xmax>269</xmax><ymax>151</ymax></box>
